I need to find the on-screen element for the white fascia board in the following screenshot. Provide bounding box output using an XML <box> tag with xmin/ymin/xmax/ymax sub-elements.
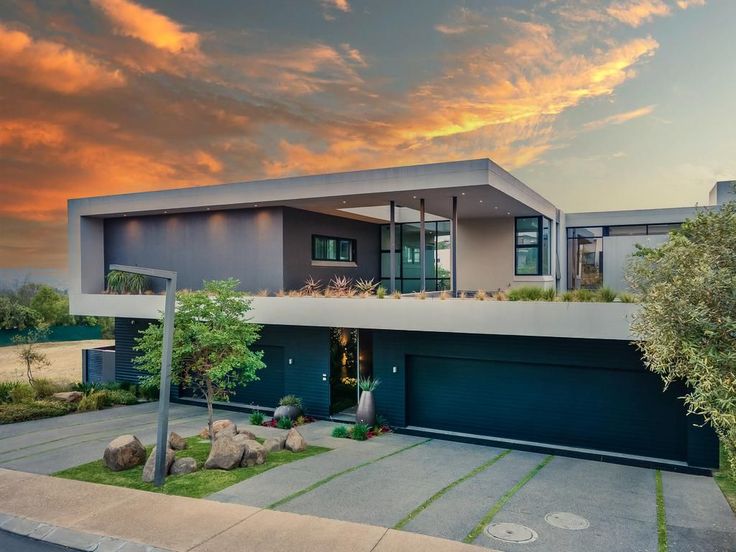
<box><xmin>565</xmin><ymin>206</ymin><xmax>712</xmax><ymax>227</ymax></box>
<box><xmin>68</xmin><ymin>159</ymin><xmax>494</xmax><ymax>217</ymax></box>
<box><xmin>71</xmin><ymin>294</ymin><xmax>637</xmax><ymax>341</ymax></box>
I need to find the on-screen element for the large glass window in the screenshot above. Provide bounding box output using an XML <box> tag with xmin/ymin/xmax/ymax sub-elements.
<box><xmin>380</xmin><ymin>221</ymin><xmax>451</xmax><ymax>292</ymax></box>
<box><xmin>515</xmin><ymin>216</ymin><xmax>552</xmax><ymax>276</ymax></box>
<box><xmin>312</xmin><ymin>235</ymin><xmax>356</xmax><ymax>262</ymax></box>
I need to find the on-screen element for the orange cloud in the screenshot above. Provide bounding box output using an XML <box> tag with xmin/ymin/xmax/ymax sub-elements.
<box><xmin>0</xmin><ymin>23</ymin><xmax>125</xmax><ymax>94</ymax></box>
<box><xmin>91</xmin><ymin>0</ymin><xmax>199</xmax><ymax>53</ymax></box>
<box><xmin>583</xmin><ymin>105</ymin><xmax>656</xmax><ymax>130</ymax></box>
<box><xmin>607</xmin><ymin>0</ymin><xmax>671</xmax><ymax>27</ymax></box>
<box><xmin>676</xmin><ymin>0</ymin><xmax>706</xmax><ymax>8</ymax></box>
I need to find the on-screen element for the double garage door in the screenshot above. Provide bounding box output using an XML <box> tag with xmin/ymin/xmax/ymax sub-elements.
<box><xmin>406</xmin><ymin>355</ymin><xmax>688</xmax><ymax>461</ymax></box>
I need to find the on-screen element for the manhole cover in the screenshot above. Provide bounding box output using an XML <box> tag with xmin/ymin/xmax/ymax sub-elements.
<box><xmin>544</xmin><ymin>512</ymin><xmax>590</xmax><ymax>530</ymax></box>
<box><xmin>485</xmin><ymin>522</ymin><xmax>539</xmax><ymax>543</ymax></box>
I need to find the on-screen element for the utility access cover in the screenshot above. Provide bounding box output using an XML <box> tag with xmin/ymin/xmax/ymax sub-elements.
<box><xmin>485</xmin><ymin>522</ymin><xmax>539</xmax><ymax>543</ymax></box>
<box><xmin>544</xmin><ymin>512</ymin><xmax>590</xmax><ymax>530</ymax></box>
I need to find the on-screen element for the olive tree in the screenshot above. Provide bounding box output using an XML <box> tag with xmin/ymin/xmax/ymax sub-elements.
<box><xmin>134</xmin><ymin>279</ymin><xmax>265</xmax><ymax>440</ymax></box>
<box><xmin>627</xmin><ymin>203</ymin><xmax>736</xmax><ymax>470</ymax></box>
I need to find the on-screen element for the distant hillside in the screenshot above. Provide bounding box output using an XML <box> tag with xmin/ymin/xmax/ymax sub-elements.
<box><xmin>0</xmin><ymin>269</ymin><xmax>69</xmax><ymax>292</ymax></box>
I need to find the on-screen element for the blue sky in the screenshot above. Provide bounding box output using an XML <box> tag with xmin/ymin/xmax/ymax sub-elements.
<box><xmin>0</xmin><ymin>0</ymin><xmax>733</xmax><ymax>269</ymax></box>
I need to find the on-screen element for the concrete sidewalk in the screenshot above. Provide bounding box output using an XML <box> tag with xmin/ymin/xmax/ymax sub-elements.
<box><xmin>0</xmin><ymin>468</ymin><xmax>494</xmax><ymax>552</ymax></box>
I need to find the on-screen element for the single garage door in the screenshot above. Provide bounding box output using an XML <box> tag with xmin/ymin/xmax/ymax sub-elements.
<box><xmin>231</xmin><ymin>345</ymin><xmax>284</xmax><ymax>408</ymax></box>
<box><xmin>406</xmin><ymin>355</ymin><xmax>688</xmax><ymax>461</ymax></box>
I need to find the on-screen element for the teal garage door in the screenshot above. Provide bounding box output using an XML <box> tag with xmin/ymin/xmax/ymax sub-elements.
<box><xmin>406</xmin><ymin>355</ymin><xmax>688</xmax><ymax>461</ymax></box>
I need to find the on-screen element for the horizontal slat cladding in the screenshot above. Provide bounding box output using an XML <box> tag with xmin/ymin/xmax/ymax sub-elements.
<box><xmin>231</xmin><ymin>345</ymin><xmax>285</xmax><ymax>408</ymax></box>
<box><xmin>372</xmin><ymin>329</ymin><xmax>716</xmax><ymax>466</ymax></box>
<box><xmin>114</xmin><ymin>318</ymin><xmax>154</xmax><ymax>384</ymax></box>
<box><xmin>85</xmin><ymin>350</ymin><xmax>104</xmax><ymax>383</ymax></box>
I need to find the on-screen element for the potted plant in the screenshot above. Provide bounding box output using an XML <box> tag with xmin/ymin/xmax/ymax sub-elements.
<box><xmin>356</xmin><ymin>377</ymin><xmax>380</xmax><ymax>427</ymax></box>
<box><xmin>274</xmin><ymin>394</ymin><xmax>303</xmax><ymax>420</ymax></box>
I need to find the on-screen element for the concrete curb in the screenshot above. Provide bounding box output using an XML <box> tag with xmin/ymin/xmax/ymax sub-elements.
<box><xmin>0</xmin><ymin>512</ymin><xmax>172</xmax><ymax>552</ymax></box>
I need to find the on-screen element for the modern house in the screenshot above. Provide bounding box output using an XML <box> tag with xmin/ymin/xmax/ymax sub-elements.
<box><xmin>68</xmin><ymin>159</ymin><xmax>732</xmax><ymax>474</ymax></box>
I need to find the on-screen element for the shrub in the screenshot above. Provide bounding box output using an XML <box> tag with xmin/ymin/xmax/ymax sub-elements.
<box><xmin>475</xmin><ymin>289</ymin><xmax>487</xmax><ymax>301</ymax></box>
<box><xmin>542</xmin><ymin>288</ymin><xmax>556</xmax><ymax>301</ymax></box>
<box><xmin>358</xmin><ymin>377</ymin><xmax>381</xmax><ymax>392</ymax></box>
<box><xmin>249</xmin><ymin>409</ymin><xmax>264</xmax><ymax>426</ymax></box>
<box><xmin>77</xmin><ymin>390</ymin><xmax>110</xmax><ymax>412</ymax></box>
<box><xmin>391</xmin><ymin>290</ymin><xmax>401</xmax><ymax>299</ymax></box>
<box><xmin>10</xmin><ymin>383</ymin><xmax>35</xmax><ymax>404</ymax></box>
<box><xmin>32</xmin><ymin>378</ymin><xmax>67</xmax><ymax>399</ymax></box>
<box><xmin>493</xmin><ymin>290</ymin><xmax>507</xmax><ymax>301</ymax></box>
<box><xmin>507</xmin><ymin>286</ymin><xmax>545</xmax><ymax>301</ymax></box>
<box><xmin>106</xmin><ymin>389</ymin><xmax>138</xmax><ymax>405</ymax></box>
<box><xmin>301</xmin><ymin>276</ymin><xmax>322</xmax><ymax>295</ymax></box>
<box><xmin>596</xmin><ymin>287</ymin><xmax>618</xmax><ymax>302</ymax></box>
<box><xmin>375</xmin><ymin>414</ymin><xmax>388</xmax><ymax>428</ymax></box>
<box><xmin>575</xmin><ymin>289</ymin><xmax>595</xmax><ymax>302</ymax></box>
<box><xmin>106</xmin><ymin>270</ymin><xmax>146</xmax><ymax>294</ymax></box>
<box><xmin>276</xmin><ymin>416</ymin><xmax>293</xmax><ymax>429</ymax></box>
<box><xmin>376</xmin><ymin>286</ymin><xmax>387</xmax><ymax>299</ymax></box>
<box><xmin>351</xmin><ymin>423</ymin><xmax>369</xmax><ymax>441</ymax></box>
<box><xmin>618</xmin><ymin>292</ymin><xmax>638</xmax><ymax>303</ymax></box>
<box><xmin>279</xmin><ymin>394</ymin><xmax>303</xmax><ymax>409</ymax></box>
<box><xmin>331</xmin><ymin>425</ymin><xmax>349</xmax><ymax>438</ymax></box>
<box><xmin>0</xmin><ymin>400</ymin><xmax>75</xmax><ymax>424</ymax></box>
<box><xmin>0</xmin><ymin>381</ymin><xmax>22</xmax><ymax>404</ymax></box>
<box><xmin>560</xmin><ymin>291</ymin><xmax>574</xmax><ymax>302</ymax></box>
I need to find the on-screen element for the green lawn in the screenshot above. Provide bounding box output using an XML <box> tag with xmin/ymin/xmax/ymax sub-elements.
<box><xmin>715</xmin><ymin>444</ymin><xmax>736</xmax><ymax>514</ymax></box>
<box><xmin>54</xmin><ymin>436</ymin><xmax>330</xmax><ymax>499</ymax></box>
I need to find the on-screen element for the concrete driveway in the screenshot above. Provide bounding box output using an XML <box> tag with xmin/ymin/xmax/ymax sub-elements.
<box><xmin>1</xmin><ymin>403</ymin><xmax>734</xmax><ymax>551</ymax></box>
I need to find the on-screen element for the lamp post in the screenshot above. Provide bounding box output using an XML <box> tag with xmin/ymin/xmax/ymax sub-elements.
<box><xmin>110</xmin><ymin>264</ymin><xmax>176</xmax><ymax>487</ymax></box>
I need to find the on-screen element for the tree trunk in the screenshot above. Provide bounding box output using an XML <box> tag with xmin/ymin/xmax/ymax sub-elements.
<box><xmin>25</xmin><ymin>358</ymin><xmax>33</xmax><ymax>385</ymax></box>
<box><xmin>205</xmin><ymin>377</ymin><xmax>215</xmax><ymax>441</ymax></box>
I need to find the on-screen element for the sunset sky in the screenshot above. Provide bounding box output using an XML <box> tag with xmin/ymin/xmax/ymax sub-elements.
<box><xmin>1</xmin><ymin>0</ymin><xmax>734</xmax><ymax>272</ymax></box>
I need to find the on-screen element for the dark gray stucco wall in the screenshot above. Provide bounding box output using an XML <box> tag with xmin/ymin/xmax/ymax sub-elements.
<box><xmin>104</xmin><ymin>207</ymin><xmax>284</xmax><ymax>292</ymax></box>
<box><xmin>282</xmin><ymin>207</ymin><xmax>380</xmax><ymax>290</ymax></box>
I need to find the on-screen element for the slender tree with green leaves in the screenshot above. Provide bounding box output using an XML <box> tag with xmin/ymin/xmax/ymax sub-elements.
<box><xmin>627</xmin><ymin>203</ymin><xmax>736</xmax><ymax>471</ymax></box>
<box><xmin>13</xmin><ymin>325</ymin><xmax>51</xmax><ymax>385</ymax></box>
<box><xmin>134</xmin><ymin>279</ymin><xmax>265</xmax><ymax>440</ymax></box>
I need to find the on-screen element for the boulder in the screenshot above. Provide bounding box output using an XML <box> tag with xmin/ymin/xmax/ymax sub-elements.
<box><xmin>263</xmin><ymin>435</ymin><xmax>286</xmax><ymax>453</ymax></box>
<box><xmin>103</xmin><ymin>435</ymin><xmax>146</xmax><ymax>471</ymax></box>
<box><xmin>142</xmin><ymin>446</ymin><xmax>176</xmax><ymax>483</ymax></box>
<box><xmin>284</xmin><ymin>428</ymin><xmax>307</xmax><ymax>453</ymax></box>
<box><xmin>168</xmin><ymin>432</ymin><xmax>187</xmax><ymax>451</ymax></box>
<box><xmin>215</xmin><ymin>425</ymin><xmax>237</xmax><ymax>440</ymax></box>
<box><xmin>240</xmin><ymin>439</ymin><xmax>268</xmax><ymax>467</ymax></box>
<box><xmin>52</xmin><ymin>391</ymin><xmax>83</xmax><ymax>403</ymax></box>
<box><xmin>198</xmin><ymin>419</ymin><xmax>237</xmax><ymax>439</ymax></box>
<box><xmin>237</xmin><ymin>429</ymin><xmax>257</xmax><ymax>440</ymax></box>
<box><xmin>273</xmin><ymin>405</ymin><xmax>301</xmax><ymax>421</ymax></box>
<box><xmin>204</xmin><ymin>435</ymin><xmax>246</xmax><ymax>470</ymax></box>
<box><xmin>170</xmin><ymin>457</ymin><xmax>198</xmax><ymax>475</ymax></box>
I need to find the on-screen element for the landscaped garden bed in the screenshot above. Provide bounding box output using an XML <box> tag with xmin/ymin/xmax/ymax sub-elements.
<box><xmin>331</xmin><ymin>422</ymin><xmax>391</xmax><ymax>441</ymax></box>
<box><xmin>55</xmin><ymin>433</ymin><xmax>330</xmax><ymax>498</ymax></box>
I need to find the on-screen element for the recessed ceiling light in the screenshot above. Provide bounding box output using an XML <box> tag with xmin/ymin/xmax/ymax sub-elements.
<box><xmin>342</xmin><ymin>200</ymin><xmax>347</xmax><ymax>204</ymax></box>
<box><xmin>494</xmin><ymin>206</ymin><xmax>498</xmax><ymax>209</ymax></box>
<box><xmin>163</xmin><ymin>211</ymin><xmax>168</xmax><ymax>214</ymax></box>
<box><xmin>206</xmin><ymin>207</ymin><xmax>211</xmax><ymax>210</ymax></box>
<box><xmin>461</xmin><ymin>192</ymin><xmax>466</xmax><ymax>196</ymax></box>
<box><xmin>507</xmin><ymin>211</ymin><xmax>511</xmax><ymax>215</ymax></box>
<box><xmin>123</xmin><ymin>214</ymin><xmax>127</xmax><ymax>217</ymax></box>
<box><xmin>254</xmin><ymin>204</ymin><xmax>259</xmax><ymax>207</ymax></box>
<box><xmin>412</xmin><ymin>195</ymin><xmax>417</xmax><ymax>199</ymax></box>
<box><xmin>479</xmin><ymin>200</ymin><xmax>484</xmax><ymax>203</ymax></box>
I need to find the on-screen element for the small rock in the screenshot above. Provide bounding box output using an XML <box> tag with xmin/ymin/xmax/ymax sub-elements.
<box><xmin>284</xmin><ymin>428</ymin><xmax>307</xmax><ymax>453</ymax></box>
<box><xmin>237</xmin><ymin>429</ymin><xmax>257</xmax><ymax>440</ymax></box>
<box><xmin>240</xmin><ymin>439</ymin><xmax>268</xmax><ymax>467</ymax></box>
<box><xmin>198</xmin><ymin>419</ymin><xmax>237</xmax><ymax>439</ymax></box>
<box><xmin>103</xmin><ymin>435</ymin><xmax>146</xmax><ymax>471</ymax></box>
<box><xmin>263</xmin><ymin>435</ymin><xmax>286</xmax><ymax>453</ymax></box>
<box><xmin>204</xmin><ymin>435</ymin><xmax>246</xmax><ymax>470</ymax></box>
<box><xmin>168</xmin><ymin>432</ymin><xmax>187</xmax><ymax>450</ymax></box>
<box><xmin>52</xmin><ymin>391</ymin><xmax>83</xmax><ymax>403</ymax></box>
<box><xmin>170</xmin><ymin>457</ymin><xmax>197</xmax><ymax>475</ymax></box>
<box><xmin>142</xmin><ymin>446</ymin><xmax>176</xmax><ymax>483</ymax></box>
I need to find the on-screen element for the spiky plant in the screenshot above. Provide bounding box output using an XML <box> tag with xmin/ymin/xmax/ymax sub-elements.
<box><xmin>439</xmin><ymin>290</ymin><xmax>449</xmax><ymax>300</ymax></box>
<box><xmin>376</xmin><ymin>286</ymin><xmax>387</xmax><ymax>299</ymax></box>
<box><xmin>256</xmin><ymin>289</ymin><xmax>270</xmax><ymax>297</ymax></box>
<box><xmin>301</xmin><ymin>276</ymin><xmax>323</xmax><ymax>295</ymax></box>
<box><xmin>354</xmin><ymin>278</ymin><xmax>378</xmax><ymax>295</ymax></box>
<box><xmin>358</xmin><ymin>377</ymin><xmax>381</xmax><ymax>392</ymax></box>
<box><xmin>417</xmin><ymin>290</ymin><xmax>427</xmax><ymax>300</ymax></box>
<box><xmin>391</xmin><ymin>290</ymin><xmax>401</xmax><ymax>299</ymax></box>
<box><xmin>475</xmin><ymin>289</ymin><xmax>487</xmax><ymax>301</ymax></box>
<box><xmin>328</xmin><ymin>275</ymin><xmax>352</xmax><ymax>296</ymax></box>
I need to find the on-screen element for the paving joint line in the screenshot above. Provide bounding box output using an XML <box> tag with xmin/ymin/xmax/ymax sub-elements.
<box><xmin>267</xmin><ymin>438</ymin><xmax>432</xmax><ymax>510</ymax></box>
<box><xmin>463</xmin><ymin>454</ymin><xmax>554</xmax><ymax>544</ymax></box>
<box><xmin>368</xmin><ymin>527</ymin><xmax>390</xmax><ymax>552</ymax></box>
<box><xmin>394</xmin><ymin>449</ymin><xmax>512</xmax><ymax>530</ymax></box>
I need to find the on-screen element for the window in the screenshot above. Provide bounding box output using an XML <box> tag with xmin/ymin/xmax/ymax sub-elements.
<box><xmin>312</xmin><ymin>235</ymin><xmax>356</xmax><ymax>262</ymax></box>
<box><xmin>515</xmin><ymin>216</ymin><xmax>552</xmax><ymax>276</ymax></box>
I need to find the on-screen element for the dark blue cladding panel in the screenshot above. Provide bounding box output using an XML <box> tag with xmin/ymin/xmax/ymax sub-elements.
<box><xmin>114</xmin><ymin>318</ymin><xmax>153</xmax><ymax>384</ymax></box>
<box><xmin>372</xmin><ymin>330</ymin><xmax>718</xmax><ymax>468</ymax></box>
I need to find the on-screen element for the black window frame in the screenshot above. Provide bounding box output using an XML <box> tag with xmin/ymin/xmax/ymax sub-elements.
<box><xmin>514</xmin><ymin>215</ymin><xmax>552</xmax><ymax>276</ymax></box>
<box><xmin>311</xmin><ymin>234</ymin><xmax>357</xmax><ymax>263</ymax></box>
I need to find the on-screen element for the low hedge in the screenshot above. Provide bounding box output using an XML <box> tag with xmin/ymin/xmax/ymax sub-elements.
<box><xmin>0</xmin><ymin>400</ymin><xmax>76</xmax><ymax>424</ymax></box>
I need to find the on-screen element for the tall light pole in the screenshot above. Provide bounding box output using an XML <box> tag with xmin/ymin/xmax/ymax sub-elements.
<box><xmin>110</xmin><ymin>264</ymin><xmax>176</xmax><ymax>487</ymax></box>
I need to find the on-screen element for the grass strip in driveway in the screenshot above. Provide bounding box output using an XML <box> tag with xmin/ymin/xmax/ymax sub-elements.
<box><xmin>54</xmin><ymin>436</ymin><xmax>330</xmax><ymax>498</ymax></box>
<box><xmin>655</xmin><ymin>470</ymin><xmax>668</xmax><ymax>552</ymax></box>
<box><xmin>463</xmin><ymin>454</ymin><xmax>553</xmax><ymax>544</ymax></box>
<box><xmin>394</xmin><ymin>449</ymin><xmax>512</xmax><ymax>530</ymax></box>
<box><xmin>267</xmin><ymin>438</ymin><xmax>431</xmax><ymax>510</ymax></box>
